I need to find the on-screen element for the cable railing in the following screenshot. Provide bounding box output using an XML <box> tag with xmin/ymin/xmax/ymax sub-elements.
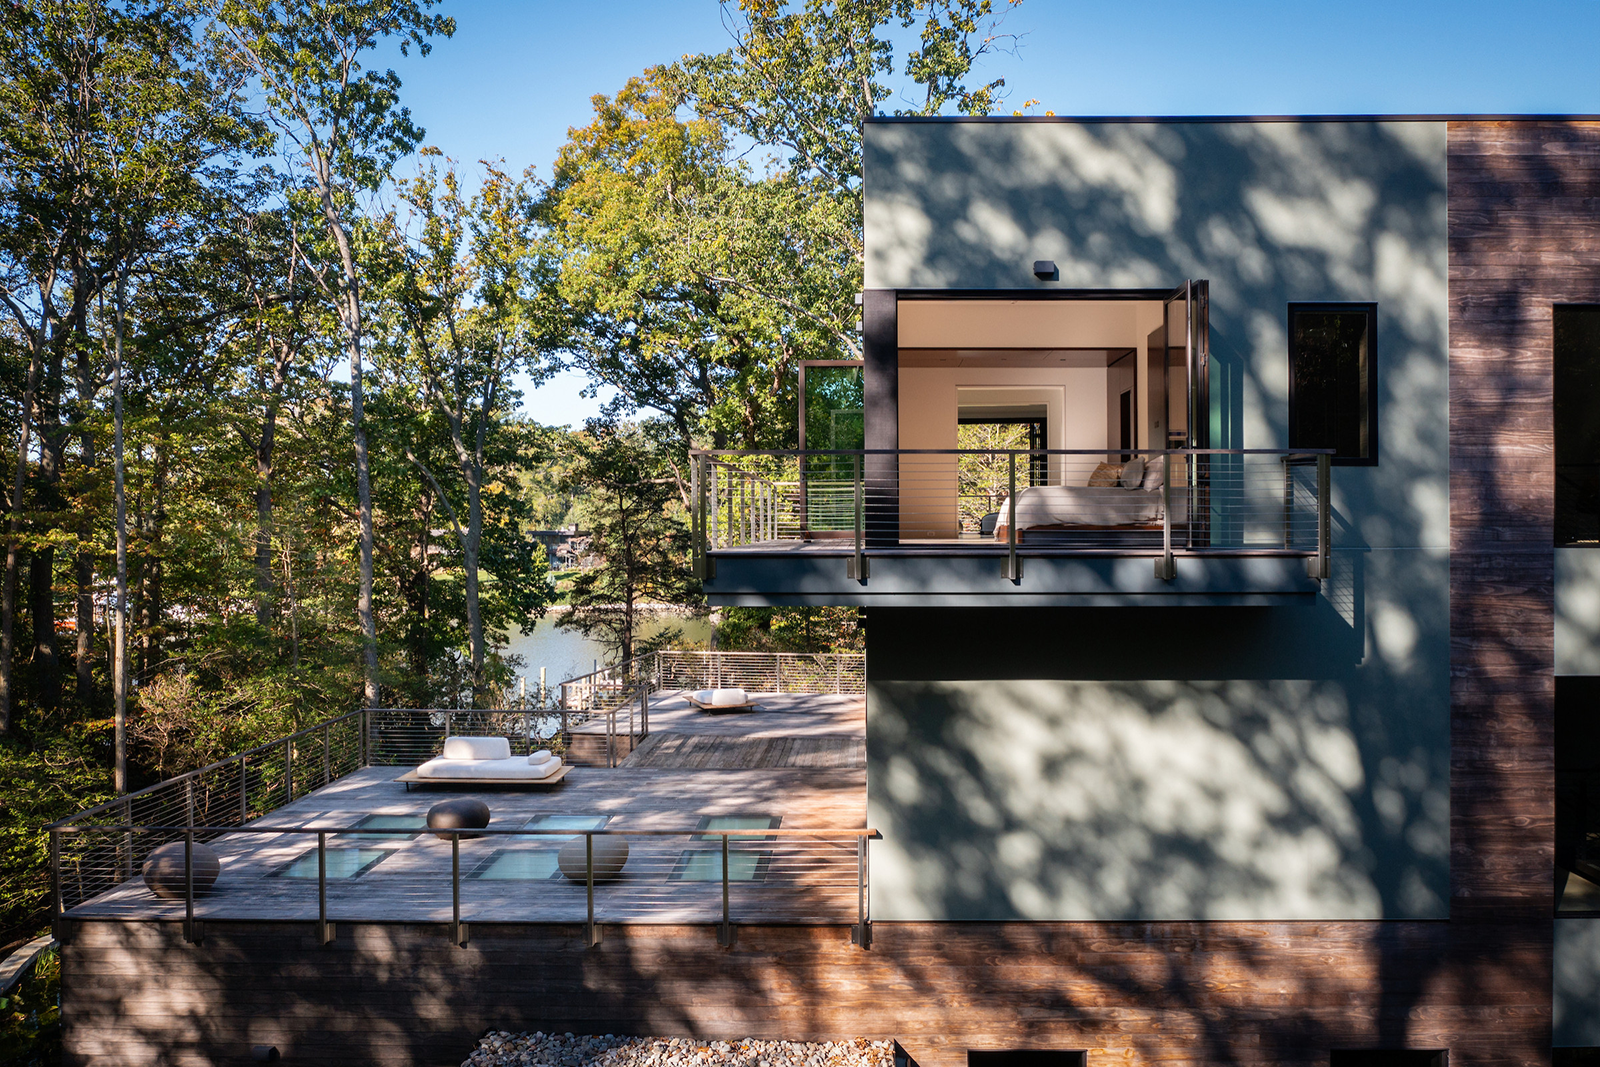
<box><xmin>47</xmin><ymin>821</ymin><xmax>877</xmax><ymax>949</ymax></box>
<box><xmin>45</xmin><ymin>650</ymin><xmax>873</xmax><ymax>936</ymax></box>
<box><xmin>691</xmin><ymin>448</ymin><xmax>1333</xmax><ymax>581</ymax></box>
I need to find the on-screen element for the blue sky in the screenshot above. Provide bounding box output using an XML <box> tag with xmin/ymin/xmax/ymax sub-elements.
<box><xmin>386</xmin><ymin>0</ymin><xmax>1600</xmax><ymax>425</ymax></box>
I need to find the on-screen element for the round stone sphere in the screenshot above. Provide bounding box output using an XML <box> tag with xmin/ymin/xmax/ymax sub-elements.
<box><xmin>557</xmin><ymin>834</ymin><xmax>628</xmax><ymax>883</ymax></box>
<box><xmin>142</xmin><ymin>840</ymin><xmax>221</xmax><ymax>899</ymax></box>
<box><xmin>427</xmin><ymin>797</ymin><xmax>491</xmax><ymax>840</ymax></box>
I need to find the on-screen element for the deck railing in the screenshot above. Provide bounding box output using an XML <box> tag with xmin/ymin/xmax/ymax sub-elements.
<box><xmin>46</xmin><ymin>821</ymin><xmax>876</xmax><ymax>948</ymax></box>
<box><xmin>691</xmin><ymin>448</ymin><xmax>1334</xmax><ymax>581</ymax></box>
<box><xmin>45</xmin><ymin>650</ymin><xmax>871</xmax><ymax>933</ymax></box>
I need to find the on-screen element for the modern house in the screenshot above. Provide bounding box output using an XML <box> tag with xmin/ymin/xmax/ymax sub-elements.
<box><xmin>46</xmin><ymin>116</ymin><xmax>1599</xmax><ymax>1067</ymax></box>
<box><xmin>693</xmin><ymin>115</ymin><xmax>1600</xmax><ymax>1065</ymax></box>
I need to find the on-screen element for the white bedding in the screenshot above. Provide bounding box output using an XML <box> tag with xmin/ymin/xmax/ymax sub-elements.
<box><xmin>996</xmin><ymin>485</ymin><xmax>1184</xmax><ymax>532</ymax></box>
<box><xmin>416</xmin><ymin>754</ymin><xmax>563</xmax><ymax>780</ymax></box>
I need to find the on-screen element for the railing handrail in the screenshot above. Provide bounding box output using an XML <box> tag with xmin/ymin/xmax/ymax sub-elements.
<box><xmin>54</xmin><ymin>823</ymin><xmax>879</xmax><ymax>838</ymax></box>
<box><xmin>47</xmin><ymin>707</ymin><xmax>369</xmax><ymax>829</ymax></box>
<box><xmin>693</xmin><ymin>447</ymin><xmax>1338</xmax><ymax>458</ymax></box>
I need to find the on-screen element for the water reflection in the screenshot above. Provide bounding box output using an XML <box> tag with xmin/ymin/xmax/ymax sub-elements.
<box><xmin>498</xmin><ymin>610</ymin><xmax>713</xmax><ymax>689</ymax></box>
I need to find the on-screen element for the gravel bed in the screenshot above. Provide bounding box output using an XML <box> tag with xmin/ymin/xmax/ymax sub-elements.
<box><xmin>463</xmin><ymin>1032</ymin><xmax>896</xmax><ymax>1067</ymax></box>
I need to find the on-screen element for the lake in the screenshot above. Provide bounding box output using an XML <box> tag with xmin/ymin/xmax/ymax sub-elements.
<box><xmin>498</xmin><ymin>609</ymin><xmax>715</xmax><ymax>693</ymax></box>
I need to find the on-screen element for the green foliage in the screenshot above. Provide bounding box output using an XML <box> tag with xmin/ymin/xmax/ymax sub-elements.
<box><xmin>557</xmin><ymin>419</ymin><xmax>702</xmax><ymax>664</ymax></box>
<box><xmin>0</xmin><ymin>945</ymin><xmax>60</xmax><ymax>1066</ymax></box>
<box><xmin>715</xmin><ymin>606</ymin><xmax>864</xmax><ymax>653</ymax></box>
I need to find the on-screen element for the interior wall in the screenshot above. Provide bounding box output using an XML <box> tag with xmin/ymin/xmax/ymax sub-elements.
<box><xmin>899</xmin><ymin>366</ymin><xmax>1106</xmax><ymax>537</ymax></box>
<box><xmin>899</xmin><ymin>300</ymin><xmax>1159</xmax><ymax>349</ymax></box>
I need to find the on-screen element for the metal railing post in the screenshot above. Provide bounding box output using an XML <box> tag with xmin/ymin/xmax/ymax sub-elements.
<box><xmin>1157</xmin><ymin>452</ymin><xmax>1175</xmax><ymax>581</ymax></box>
<box><xmin>452</xmin><ymin>832</ymin><xmax>466</xmax><ymax>947</ymax></box>
<box><xmin>239</xmin><ymin>756</ymin><xmax>249</xmax><ymax>824</ymax></box>
<box><xmin>360</xmin><ymin>707</ymin><xmax>370</xmax><ymax>768</ymax></box>
<box><xmin>322</xmin><ymin>723</ymin><xmax>331</xmax><ymax>786</ymax></box>
<box><xmin>849</xmin><ymin>454</ymin><xmax>867</xmax><ymax>581</ymax></box>
<box><xmin>718</xmin><ymin>832</ymin><xmax>733</xmax><ymax>947</ymax></box>
<box><xmin>1005</xmin><ymin>451</ymin><xmax>1021</xmax><ymax>582</ymax></box>
<box><xmin>284</xmin><ymin>738</ymin><xmax>293</xmax><ymax>803</ymax></box>
<box><xmin>317</xmin><ymin>831</ymin><xmax>331</xmax><ymax>945</ymax></box>
<box><xmin>853</xmin><ymin>834</ymin><xmax>871</xmax><ymax>949</ymax></box>
<box><xmin>585</xmin><ymin>834</ymin><xmax>600</xmax><ymax>948</ymax></box>
<box><xmin>183</xmin><ymin>829</ymin><xmax>197</xmax><ymax>944</ymax></box>
<box><xmin>121</xmin><ymin>797</ymin><xmax>133</xmax><ymax>881</ymax></box>
<box><xmin>1313</xmin><ymin>452</ymin><xmax>1332</xmax><ymax>580</ymax></box>
<box><xmin>49</xmin><ymin>829</ymin><xmax>61</xmax><ymax>938</ymax></box>
<box><xmin>1282</xmin><ymin>455</ymin><xmax>1294</xmax><ymax>550</ymax></box>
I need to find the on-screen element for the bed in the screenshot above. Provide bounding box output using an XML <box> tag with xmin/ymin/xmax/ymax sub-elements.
<box><xmin>992</xmin><ymin>459</ymin><xmax>1186</xmax><ymax>539</ymax></box>
<box><xmin>397</xmin><ymin>736</ymin><xmax>570</xmax><ymax>791</ymax></box>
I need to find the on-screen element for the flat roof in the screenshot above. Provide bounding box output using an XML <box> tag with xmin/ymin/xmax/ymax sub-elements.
<box><xmin>866</xmin><ymin>114</ymin><xmax>1600</xmax><ymax>124</ymax></box>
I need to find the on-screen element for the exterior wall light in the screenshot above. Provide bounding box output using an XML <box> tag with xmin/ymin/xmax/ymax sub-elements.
<box><xmin>1033</xmin><ymin>260</ymin><xmax>1057</xmax><ymax>279</ymax></box>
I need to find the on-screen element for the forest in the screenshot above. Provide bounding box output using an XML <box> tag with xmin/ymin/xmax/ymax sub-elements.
<box><xmin>0</xmin><ymin>0</ymin><xmax>1021</xmax><ymax>1026</ymax></box>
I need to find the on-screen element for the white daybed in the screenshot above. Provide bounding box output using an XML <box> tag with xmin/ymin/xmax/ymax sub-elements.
<box><xmin>993</xmin><ymin>457</ymin><xmax>1187</xmax><ymax>539</ymax></box>
<box><xmin>685</xmin><ymin>687</ymin><xmax>760</xmax><ymax>713</ymax></box>
<box><xmin>397</xmin><ymin>736</ymin><xmax>569</xmax><ymax>790</ymax></box>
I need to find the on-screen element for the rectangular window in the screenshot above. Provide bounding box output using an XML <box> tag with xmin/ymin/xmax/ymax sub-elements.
<box><xmin>1556</xmin><ymin>306</ymin><xmax>1600</xmax><ymax>544</ymax></box>
<box><xmin>1558</xmin><ymin>676</ymin><xmax>1600</xmax><ymax>914</ymax></box>
<box><xmin>1289</xmin><ymin>303</ymin><xmax>1377</xmax><ymax>464</ymax></box>
<box><xmin>1330</xmin><ymin>1052</ymin><xmax>1445</xmax><ymax>1067</ymax></box>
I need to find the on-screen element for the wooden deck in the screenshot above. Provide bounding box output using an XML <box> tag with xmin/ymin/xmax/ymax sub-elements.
<box><xmin>64</xmin><ymin>692</ymin><xmax>866</xmax><ymax>926</ymax></box>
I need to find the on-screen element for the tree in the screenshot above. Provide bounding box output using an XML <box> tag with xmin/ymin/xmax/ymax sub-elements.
<box><xmin>376</xmin><ymin>154</ymin><xmax>559</xmax><ymax>701</ymax></box>
<box><xmin>214</xmin><ymin>0</ymin><xmax>454</xmax><ymax>707</ymax></box>
<box><xmin>543</xmin><ymin>71</ymin><xmax>855</xmax><ymax>456</ymax></box>
<box><xmin>557</xmin><ymin>419</ymin><xmax>699</xmax><ymax>665</ymax></box>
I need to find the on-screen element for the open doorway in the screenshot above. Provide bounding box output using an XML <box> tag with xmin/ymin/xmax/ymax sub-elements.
<box><xmin>895</xmin><ymin>293</ymin><xmax>1207</xmax><ymax>541</ymax></box>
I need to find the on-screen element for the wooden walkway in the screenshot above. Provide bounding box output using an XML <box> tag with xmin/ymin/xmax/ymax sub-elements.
<box><xmin>64</xmin><ymin>692</ymin><xmax>867</xmax><ymax>926</ymax></box>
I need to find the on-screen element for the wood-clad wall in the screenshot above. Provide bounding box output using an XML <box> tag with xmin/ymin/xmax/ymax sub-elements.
<box><xmin>61</xmin><ymin>918</ymin><xmax>1540</xmax><ymax>1067</ymax></box>
<box><xmin>1446</xmin><ymin>119</ymin><xmax>1600</xmax><ymax>1064</ymax></box>
<box><xmin>58</xmin><ymin>122</ymin><xmax>1589</xmax><ymax>1067</ymax></box>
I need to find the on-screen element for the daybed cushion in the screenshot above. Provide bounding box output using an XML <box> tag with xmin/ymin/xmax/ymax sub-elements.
<box><xmin>530</xmin><ymin>749</ymin><xmax>552</xmax><ymax>764</ymax></box>
<box><xmin>1086</xmin><ymin>461</ymin><xmax>1121</xmax><ymax>487</ymax></box>
<box><xmin>417</xmin><ymin>754</ymin><xmax>563</xmax><ymax>780</ymax></box>
<box><xmin>691</xmin><ymin>687</ymin><xmax>749</xmax><ymax>706</ymax></box>
<box><xmin>442</xmin><ymin>735</ymin><xmax>512</xmax><ymax>760</ymax></box>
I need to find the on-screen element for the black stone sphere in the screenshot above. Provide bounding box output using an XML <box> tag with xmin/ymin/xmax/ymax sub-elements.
<box><xmin>427</xmin><ymin>797</ymin><xmax>491</xmax><ymax>840</ymax></box>
<box><xmin>142</xmin><ymin>840</ymin><xmax>221</xmax><ymax>899</ymax></box>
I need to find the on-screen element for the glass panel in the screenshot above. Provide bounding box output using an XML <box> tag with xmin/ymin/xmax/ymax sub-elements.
<box><xmin>803</xmin><ymin>364</ymin><xmax>864</xmax><ymax>532</ymax></box>
<box><xmin>275</xmin><ymin>848</ymin><xmax>391</xmax><ymax>879</ymax></box>
<box><xmin>697</xmin><ymin>815</ymin><xmax>780</xmax><ymax>840</ymax></box>
<box><xmin>803</xmin><ymin>364</ymin><xmax>864</xmax><ymax>452</ymax></box>
<box><xmin>471</xmin><ymin>850</ymin><xmax>561</xmax><ymax>881</ymax></box>
<box><xmin>338</xmin><ymin>814</ymin><xmax>426</xmax><ymax>840</ymax></box>
<box><xmin>1558</xmin><ymin>677</ymin><xmax>1600</xmax><ymax>914</ymax></box>
<box><xmin>523</xmin><ymin>814</ymin><xmax>609</xmax><ymax>840</ymax></box>
<box><xmin>673</xmin><ymin>849</ymin><xmax>771</xmax><ymax>881</ymax></box>
<box><xmin>1556</xmin><ymin>306</ymin><xmax>1600</xmax><ymax>544</ymax></box>
<box><xmin>1290</xmin><ymin>308</ymin><xmax>1369</xmax><ymax>460</ymax></box>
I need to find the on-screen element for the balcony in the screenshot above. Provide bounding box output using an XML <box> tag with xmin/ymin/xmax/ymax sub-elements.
<box><xmin>691</xmin><ymin>449</ymin><xmax>1332</xmax><ymax>606</ymax></box>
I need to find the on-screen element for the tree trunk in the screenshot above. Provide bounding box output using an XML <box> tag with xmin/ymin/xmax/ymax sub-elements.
<box><xmin>112</xmin><ymin>271</ymin><xmax>129</xmax><ymax>793</ymax></box>
<box><xmin>253</xmin><ymin>398</ymin><xmax>278</xmax><ymax>627</ymax></box>
<box><xmin>1</xmin><ymin>338</ymin><xmax>43</xmax><ymax>734</ymax></box>
<box><xmin>30</xmin><ymin>547</ymin><xmax>58</xmax><ymax>714</ymax></box>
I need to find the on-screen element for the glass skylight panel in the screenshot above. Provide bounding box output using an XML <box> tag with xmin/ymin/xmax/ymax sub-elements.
<box><xmin>469</xmin><ymin>850</ymin><xmax>561</xmax><ymax>881</ymax></box>
<box><xmin>337</xmin><ymin>814</ymin><xmax>426</xmax><ymax>840</ymax></box>
<box><xmin>696</xmin><ymin>815</ymin><xmax>780</xmax><ymax>840</ymax></box>
<box><xmin>523</xmin><ymin>814</ymin><xmax>609</xmax><ymax>839</ymax></box>
<box><xmin>672</xmin><ymin>849</ymin><xmax>771</xmax><ymax>882</ymax></box>
<box><xmin>274</xmin><ymin>848</ymin><xmax>391</xmax><ymax>879</ymax></box>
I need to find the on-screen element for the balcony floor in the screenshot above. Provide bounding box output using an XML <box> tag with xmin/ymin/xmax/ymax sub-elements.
<box><xmin>64</xmin><ymin>693</ymin><xmax>867</xmax><ymax>926</ymax></box>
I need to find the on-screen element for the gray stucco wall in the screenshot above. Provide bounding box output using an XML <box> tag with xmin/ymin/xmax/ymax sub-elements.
<box><xmin>1556</xmin><ymin>918</ymin><xmax>1600</xmax><ymax>1045</ymax></box>
<box><xmin>862</xmin><ymin>121</ymin><xmax>1450</xmax><ymax>921</ymax></box>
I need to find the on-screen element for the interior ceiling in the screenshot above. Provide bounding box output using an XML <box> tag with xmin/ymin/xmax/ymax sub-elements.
<box><xmin>899</xmin><ymin>348</ymin><xmax>1133</xmax><ymax>368</ymax></box>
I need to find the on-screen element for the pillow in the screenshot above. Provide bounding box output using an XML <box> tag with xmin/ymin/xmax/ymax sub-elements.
<box><xmin>1120</xmin><ymin>457</ymin><xmax>1146</xmax><ymax>488</ymax></box>
<box><xmin>1142</xmin><ymin>458</ymin><xmax>1166</xmax><ymax>490</ymax></box>
<box><xmin>529</xmin><ymin>749</ymin><xmax>553</xmax><ymax>764</ymax></box>
<box><xmin>1087</xmin><ymin>461</ymin><xmax>1122</xmax><ymax>487</ymax></box>
<box><xmin>442</xmin><ymin>735</ymin><xmax>511</xmax><ymax>760</ymax></box>
<box><xmin>709</xmin><ymin>687</ymin><xmax>748</xmax><ymax>706</ymax></box>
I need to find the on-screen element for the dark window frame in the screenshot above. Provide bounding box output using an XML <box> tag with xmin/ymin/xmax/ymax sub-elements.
<box><xmin>1288</xmin><ymin>302</ymin><xmax>1378</xmax><ymax>466</ymax></box>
